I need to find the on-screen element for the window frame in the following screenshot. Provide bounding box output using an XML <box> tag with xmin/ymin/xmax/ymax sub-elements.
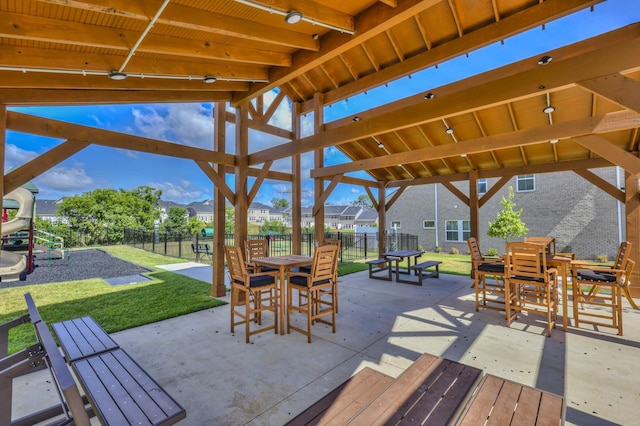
<box><xmin>516</xmin><ymin>174</ymin><xmax>535</xmax><ymax>192</ymax></box>
<box><xmin>422</xmin><ymin>220</ymin><xmax>436</xmax><ymax>229</ymax></box>
<box><xmin>445</xmin><ymin>220</ymin><xmax>471</xmax><ymax>242</ymax></box>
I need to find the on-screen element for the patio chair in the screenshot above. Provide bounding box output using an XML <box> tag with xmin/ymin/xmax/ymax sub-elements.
<box><xmin>299</xmin><ymin>238</ymin><xmax>342</xmax><ymax>312</ymax></box>
<box><xmin>523</xmin><ymin>236</ymin><xmax>556</xmax><ymax>256</ymax></box>
<box><xmin>244</xmin><ymin>239</ymin><xmax>277</xmax><ymax>273</ymax></box>
<box><xmin>575</xmin><ymin>241</ymin><xmax>632</xmax><ymax>304</ymax></box>
<box><xmin>287</xmin><ymin>245</ymin><xmax>338</xmax><ymax>343</ymax></box>
<box><xmin>505</xmin><ymin>242</ymin><xmax>558</xmax><ymax>337</ymax></box>
<box><xmin>224</xmin><ymin>245</ymin><xmax>278</xmax><ymax>343</ymax></box>
<box><xmin>571</xmin><ymin>255</ymin><xmax>634</xmax><ymax>336</ymax></box>
<box><xmin>467</xmin><ymin>238</ymin><xmax>515</xmax><ymax>322</ymax></box>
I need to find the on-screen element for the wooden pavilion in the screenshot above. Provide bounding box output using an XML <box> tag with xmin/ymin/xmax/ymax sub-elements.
<box><xmin>0</xmin><ymin>0</ymin><xmax>638</xmax><ymax>298</ymax></box>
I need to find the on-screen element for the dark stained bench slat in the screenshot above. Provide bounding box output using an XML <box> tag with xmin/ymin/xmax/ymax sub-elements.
<box><xmin>72</xmin><ymin>349</ymin><xmax>186</xmax><ymax>426</ymax></box>
<box><xmin>52</xmin><ymin>316</ymin><xmax>119</xmax><ymax>362</ymax></box>
<box><xmin>366</xmin><ymin>259</ymin><xmax>393</xmax><ymax>281</ymax></box>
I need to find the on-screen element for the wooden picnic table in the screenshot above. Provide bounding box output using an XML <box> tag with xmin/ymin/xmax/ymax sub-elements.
<box><xmin>381</xmin><ymin>250</ymin><xmax>424</xmax><ymax>282</ymax></box>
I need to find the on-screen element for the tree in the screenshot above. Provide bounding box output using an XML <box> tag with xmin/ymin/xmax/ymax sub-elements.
<box><xmin>162</xmin><ymin>207</ymin><xmax>188</xmax><ymax>233</ymax></box>
<box><xmin>487</xmin><ymin>186</ymin><xmax>528</xmax><ymax>243</ymax></box>
<box><xmin>56</xmin><ymin>186</ymin><xmax>162</xmax><ymax>244</ymax></box>
<box><xmin>351</xmin><ymin>194</ymin><xmax>373</xmax><ymax>208</ymax></box>
<box><xmin>260</xmin><ymin>219</ymin><xmax>285</xmax><ymax>234</ymax></box>
<box><xmin>225</xmin><ymin>206</ymin><xmax>235</xmax><ymax>234</ymax></box>
<box><xmin>271</xmin><ymin>197</ymin><xmax>289</xmax><ymax>208</ymax></box>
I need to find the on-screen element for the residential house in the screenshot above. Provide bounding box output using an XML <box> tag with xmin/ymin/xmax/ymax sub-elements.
<box><xmin>387</xmin><ymin>168</ymin><xmax>623</xmax><ymax>260</ymax></box>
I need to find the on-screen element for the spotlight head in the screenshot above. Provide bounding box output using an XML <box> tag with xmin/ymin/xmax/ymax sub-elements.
<box><xmin>550</xmin><ymin>139</ymin><xmax>559</xmax><ymax>144</ymax></box>
<box><xmin>538</xmin><ymin>55</ymin><xmax>552</xmax><ymax>65</ymax></box>
<box><xmin>445</xmin><ymin>128</ymin><xmax>454</xmax><ymax>135</ymax></box>
<box><xmin>424</xmin><ymin>92</ymin><xmax>435</xmax><ymax>100</ymax></box>
<box><xmin>285</xmin><ymin>10</ymin><xmax>303</xmax><ymax>24</ymax></box>
<box><xmin>352</xmin><ymin>116</ymin><xmax>360</xmax><ymax>122</ymax></box>
<box><xmin>108</xmin><ymin>71</ymin><xmax>127</xmax><ymax>80</ymax></box>
<box><xmin>543</xmin><ymin>105</ymin><xmax>556</xmax><ymax>114</ymax></box>
<box><xmin>203</xmin><ymin>76</ymin><xmax>217</xmax><ymax>83</ymax></box>
<box><xmin>378</xmin><ymin>142</ymin><xmax>385</xmax><ymax>149</ymax></box>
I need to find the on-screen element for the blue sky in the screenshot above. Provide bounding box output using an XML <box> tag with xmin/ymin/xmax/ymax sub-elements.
<box><xmin>7</xmin><ymin>0</ymin><xmax>639</xmax><ymax>206</ymax></box>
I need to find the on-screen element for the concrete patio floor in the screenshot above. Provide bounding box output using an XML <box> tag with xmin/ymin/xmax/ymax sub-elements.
<box><xmin>12</xmin><ymin>266</ymin><xmax>640</xmax><ymax>425</ymax></box>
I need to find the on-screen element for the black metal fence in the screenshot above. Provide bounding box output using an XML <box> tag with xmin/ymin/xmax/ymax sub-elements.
<box><xmin>123</xmin><ymin>228</ymin><xmax>419</xmax><ymax>263</ymax></box>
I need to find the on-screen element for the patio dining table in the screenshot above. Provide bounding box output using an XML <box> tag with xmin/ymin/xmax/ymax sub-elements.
<box><xmin>251</xmin><ymin>255</ymin><xmax>313</xmax><ymax>335</ymax></box>
<box><xmin>381</xmin><ymin>250</ymin><xmax>424</xmax><ymax>282</ymax></box>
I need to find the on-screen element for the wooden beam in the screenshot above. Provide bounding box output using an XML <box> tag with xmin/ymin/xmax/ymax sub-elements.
<box><xmin>300</xmin><ymin>0</ymin><xmax>604</xmax><ymax>113</ymax></box>
<box><xmin>250</xmin><ymin>27</ymin><xmax>640</xmax><ymax>164</ymax></box>
<box><xmin>247</xmin><ymin>160</ymin><xmax>274</xmax><ymax>205</ymax></box>
<box><xmin>578</xmin><ymin>73</ymin><xmax>640</xmax><ymax>114</ymax></box>
<box><xmin>365</xmin><ymin>186</ymin><xmax>379</xmax><ymax>211</ymax></box>
<box><xmin>4</xmin><ymin>139</ymin><xmax>90</xmax><ymax>194</ymax></box>
<box><xmin>479</xmin><ymin>175</ymin><xmax>512</xmax><ymax>208</ymax></box>
<box><xmin>6</xmin><ymin>111</ymin><xmax>236</xmax><ymax>166</ymax></box>
<box><xmin>442</xmin><ymin>182</ymin><xmax>470</xmax><ymax>206</ymax></box>
<box><xmin>195</xmin><ymin>161</ymin><xmax>236</xmax><ymax>204</ymax></box>
<box><xmin>385</xmin><ymin>186</ymin><xmax>405</xmax><ymax>211</ymax></box>
<box><xmin>311</xmin><ymin>111</ymin><xmax>640</xmax><ymax>179</ymax></box>
<box><xmin>573</xmin><ymin>134</ymin><xmax>640</xmax><ymax>177</ymax></box>
<box><xmin>573</xmin><ymin>169</ymin><xmax>625</xmax><ymax>202</ymax></box>
<box><xmin>212</xmin><ymin>101</ymin><xmax>227</xmax><ymax>297</ymax></box>
<box><xmin>312</xmin><ymin>174</ymin><xmax>342</xmax><ymax>217</ymax></box>
<box><xmin>0</xmin><ymin>89</ymin><xmax>233</xmax><ymax>106</ymax></box>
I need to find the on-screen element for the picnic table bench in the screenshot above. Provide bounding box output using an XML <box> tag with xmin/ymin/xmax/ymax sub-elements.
<box><xmin>1</xmin><ymin>293</ymin><xmax>187</xmax><ymax>426</ymax></box>
<box><xmin>191</xmin><ymin>243</ymin><xmax>212</xmax><ymax>261</ymax></box>
<box><xmin>396</xmin><ymin>260</ymin><xmax>442</xmax><ymax>285</ymax></box>
<box><xmin>287</xmin><ymin>352</ymin><xmax>565</xmax><ymax>425</ymax></box>
<box><xmin>366</xmin><ymin>258</ymin><xmax>393</xmax><ymax>281</ymax></box>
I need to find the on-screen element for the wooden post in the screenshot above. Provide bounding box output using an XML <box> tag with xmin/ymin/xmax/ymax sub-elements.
<box><xmin>292</xmin><ymin>102</ymin><xmax>302</xmax><ymax>254</ymax></box>
<box><xmin>469</xmin><ymin>169</ymin><xmax>480</xmax><ymax>246</ymax></box>
<box><xmin>625</xmin><ymin>170</ymin><xmax>640</xmax><ymax>296</ymax></box>
<box><xmin>378</xmin><ymin>182</ymin><xmax>386</xmax><ymax>255</ymax></box>
<box><xmin>234</xmin><ymin>104</ymin><xmax>249</xmax><ymax>247</ymax></box>
<box><xmin>211</xmin><ymin>102</ymin><xmax>227</xmax><ymax>298</ymax></box>
<box><xmin>313</xmin><ymin>93</ymin><xmax>325</xmax><ymax>245</ymax></box>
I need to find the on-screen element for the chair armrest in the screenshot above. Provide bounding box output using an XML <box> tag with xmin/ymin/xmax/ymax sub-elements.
<box><xmin>288</xmin><ymin>272</ymin><xmax>311</xmax><ymax>279</ymax></box>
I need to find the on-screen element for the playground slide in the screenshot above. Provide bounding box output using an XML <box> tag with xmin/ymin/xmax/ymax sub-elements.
<box><xmin>0</xmin><ymin>188</ymin><xmax>34</xmax><ymax>281</ymax></box>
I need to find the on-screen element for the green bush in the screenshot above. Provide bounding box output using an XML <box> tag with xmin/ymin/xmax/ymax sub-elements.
<box><xmin>486</xmin><ymin>247</ymin><xmax>499</xmax><ymax>256</ymax></box>
<box><xmin>435</xmin><ymin>246</ymin><xmax>442</xmax><ymax>253</ymax></box>
<box><xmin>450</xmin><ymin>247</ymin><xmax>460</xmax><ymax>255</ymax></box>
<box><xmin>596</xmin><ymin>254</ymin><xmax>608</xmax><ymax>263</ymax></box>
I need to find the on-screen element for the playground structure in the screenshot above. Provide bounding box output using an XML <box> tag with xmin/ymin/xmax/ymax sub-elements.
<box><xmin>0</xmin><ymin>188</ymin><xmax>34</xmax><ymax>281</ymax></box>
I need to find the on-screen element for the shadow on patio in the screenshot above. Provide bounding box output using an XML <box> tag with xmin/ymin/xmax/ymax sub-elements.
<box><xmin>12</xmin><ymin>269</ymin><xmax>640</xmax><ymax>425</ymax></box>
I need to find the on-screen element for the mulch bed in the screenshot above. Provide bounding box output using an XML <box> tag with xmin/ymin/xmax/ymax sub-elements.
<box><xmin>0</xmin><ymin>248</ymin><xmax>152</xmax><ymax>289</ymax></box>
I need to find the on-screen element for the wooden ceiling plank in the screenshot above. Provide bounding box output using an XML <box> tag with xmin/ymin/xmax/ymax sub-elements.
<box><xmin>6</xmin><ymin>111</ymin><xmax>236</xmax><ymax>166</ymax></box>
<box><xmin>300</xmin><ymin>0</ymin><xmax>604</xmax><ymax>112</ymax></box>
<box><xmin>232</xmin><ymin>0</ymin><xmax>443</xmax><ymax>105</ymax></box>
<box><xmin>36</xmin><ymin>0</ymin><xmax>319</xmax><ymax>50</ymax></box>
<box><xmin>310</xmin><ymin>111</ymin><xmax>640</xmax><ymax>178</ymax></box>
<box><xmin>578</xmin><ymin>73</ymin><xmax>640</xmax><ymax>114</ymax></box>
<box><xmin>378</xmin><ymin>0</ymin><xmax>398</xmax><ymax>6</ymax></box>
<box><xmin>360</xmin><ymin>43</ymin><xmax>380</xmax><ymax>72</ymax></box>
<box><xmin>413</xmin><ymin>14</ymin><xmax>432</xmax><ymax>50</ymax></box>
<box><xmin>196</xmin><ymin>160</ymin><xmax>236</xmax><ymax>204</ymax></box>
<box><xmin>252</xmin><ymin>28</ymin><xmax>640</xmax><ymax>165</ymax></box>
<box><xmin>573</xmin><ymin>168</ymin><xmax>625</xmax><ymax>202</ymax></box>
<box><xmin>573</xmin><ymin>134</ymin><xmax>640</xmax><ymax>177</ymax></box>
<box><xmin>446</xmin><ymin>0</ymin><xmax>464</xmax><ymax>37</ymax></box>
<box><xmin>237</xmin><ymin>0</ymin><xmax>354</xmax><ymax>33</ymax></box>
<box><xmin>4</xmin><ymin>138</ymin><xmax>89</xmax><ymax>193</ymax></box>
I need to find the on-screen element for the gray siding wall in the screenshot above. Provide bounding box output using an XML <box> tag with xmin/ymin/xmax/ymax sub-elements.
<box><xmin>387</xmin><ymin>168</ymin><xmax>624</xmax><ymax>260</ymax></box>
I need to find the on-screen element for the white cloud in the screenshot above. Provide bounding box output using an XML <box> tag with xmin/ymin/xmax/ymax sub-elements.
<box><xmin>146</xmin><ymin>181</ymin><xmax>204</xmax><ymax>203</ymax></box>
<box><xmin>35</xmin><ymin>164</ymin><xmax>94</xmax><ymax>191</ymax></box>
<box><xmin>5</xmin><ymin>143</ymin><xmax>38</xmax><ymax>167</ymax></box>
<box><xmin>132</xmin><ymin>104</ymin><xmax>214</xmax><ymax>149</ymax></box>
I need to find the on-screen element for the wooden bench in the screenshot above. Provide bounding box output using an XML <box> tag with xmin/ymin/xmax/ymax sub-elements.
<box><xmin>396</xmin><ymin>260</ymin><xmax>442</xmax><ymax>285</ymax></box>
<box><xmin>10</xmin><ymin>293</ymin><xmax>187</xmax><ymax>426</ymax></box>
<box><xmin>191</xmin><ymin>243</ymin><xmax>212</xmax><ymax>261</ymax></box>
<box><xmin>288</xmin><ymin>353</ymin><xmax>565</xmax><ymax>426</ymax></box>
<box><xmin>366</xmin><ymin>258</ymin><xmax>392</xmax><ymax>281</ymax></box>
<box><xmin>458</xmin><ymin>374</ymin><xmax>566</xmax><ymax>425</ymax></box>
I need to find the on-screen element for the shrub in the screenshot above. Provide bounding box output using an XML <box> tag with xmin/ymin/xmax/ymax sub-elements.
<box><xmin>450</xmin><ymin>247</ymin><xmax>460</xmax><ymax>255</ymax></box>
<box><xmin>486</xmin><ymin>247</ymin><xmax>499</xmax><ymax>256</ymax></box>
<box><xmin>596</xmin><ymin>254</ymin><xmax>608</xmax><ymax>263</ymax></box>
<box><xmin>435</xmin><ymin>246</ymin><xmax>442</xmax><ymax>253</ymax></box>
<box><xmin>417</xmin><ymin>244</ymin><xmax>424</xmax><ymax>252</ymax></box>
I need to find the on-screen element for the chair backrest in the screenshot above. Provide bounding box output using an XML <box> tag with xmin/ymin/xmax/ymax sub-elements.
<box><xmin>613</xmin><ymin>241</ymin><xmax>632</xmax><ymax>270</ymax></box>
<box><xmin>311</xmin><ymin>245</ymin><xmax>338</xmax><ymax>283</ymax></box>
<box><xmin>245</xmin><ymin>239</ymin><xmax>269</xmax><ymax>262</ymax></box>
<box><xmin>506</xmin><ymin>242</ymin><xmax>548</xmax><ymax>280</ymax></box>
<box><xmin>467</xmin><ymin>237</ymin><xmax>482</xmax><ymax>261</ymax></box>
<box><xmin>225</xmin><ymin>245</ymin><xmax>249</xmax><ymax>284</ymax></box>
<box><xmin>523</xmin><ymin>237</ymin><xmax>556</xmax><ymax>256</ymax></box>
<box><xmin>325</xmin><ymin>238</ymin><xmax>341</xmax><ymax>250</ymax></box>
<box><xmin>623</xmin><ymin>258</ymin><xmax>635</xmax><ymax>283</ymax></box>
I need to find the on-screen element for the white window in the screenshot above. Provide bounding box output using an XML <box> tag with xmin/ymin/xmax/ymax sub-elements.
<box><xmin>391</xmin><ymin>221</ymin><xmax>401</xmax><ymax>229</ymax></box>
<box><xmin>423</xmin><ymin>220</ymin><xmax>435</xmax><ymax>229</ymax></box>
<box><xmin>445</xmin><ymin>220</ymin><xmax>470</xmax><ymax>242</ymax></box>
<box><xmin>517</xmin><ymin>174</ymin><xmax>535</xmax><ymax>192</ymax></box>
<box><xmin>478</xmin><ymin>178</ymin><xmax>487</xmax><ymax>195</ymax></box>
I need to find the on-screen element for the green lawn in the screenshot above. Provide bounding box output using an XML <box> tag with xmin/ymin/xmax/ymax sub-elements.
<box><xmin>0</xmin><ymin>246</ymin><xmax>225</xmax><ymax>354</ymax></box>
